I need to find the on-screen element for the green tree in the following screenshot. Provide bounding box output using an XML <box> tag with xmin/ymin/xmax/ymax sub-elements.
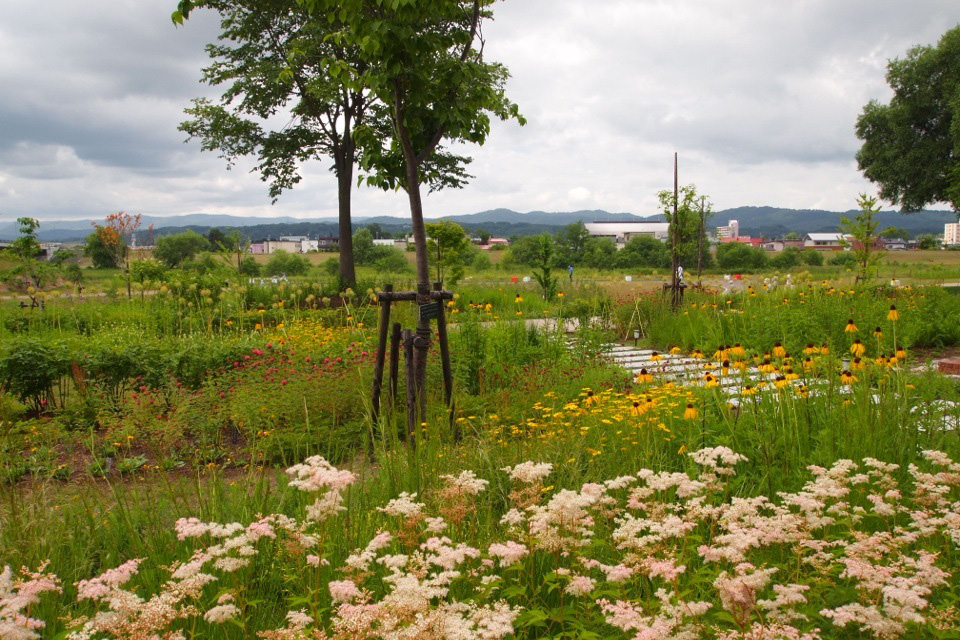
<box><xmin>783</xmin><ymin>231</ymin><xmax>801</xmax><ymax>241</ymax></box>
<box><xmin>580</xmin><ymin>236</ymin><xmax>617</xmax><ymax>269</ymax></box>
<box><xmin>503</xmin><ymin>235</ymin><xmax>546</xmax><ymax>267</ymax></box>
<box><xmin>174</xmin><ymin>0</ymin><xmax>373</xmax><ymax>287</ymax></box>
<box><xmin>206</xmin><ymin>227</ymin><xmax>227</xmax><ymax>249</ymax></box>
<box><xmin>554</xmin><ymin>222</ymin><xmax>591</xmax><ymax>266</ymax></box>
<box><xmin>716</xmin><ymin>243</ymin><xmax>769</xmax><ymax>271</ymax></box>
<box><xmin>838</xmin><ymin>194</ymin><xmax>883</xmax><ymax>282</ymax></box>
<box><xmin>771</xmin><ymin>246</ymin><xmax>802</xmax><ymax>269</ymax></box>
<box><xmin>83</xmin><ymin>232</ymin><xmax>118</xmax><ymax>269</ymax></box>
<box><xmin>374</xmin><ymin>249</ymin><xmax>412</xmax><ymax>275</ymax></box>
<box><xmin>265</xmin><ymin>249</ymin><xmax>310</xmax><ymax>276</ymax></box>
<box><xmin>880</xmin><ymin>227</ymin><xmax>911</xmax><ymax>240</ymax></box>
<box><xmin>476</xmin><ymin>229</ymin><xmax>492</xmax><ymax>245</ymax></box>
<box><xmin>154</xmin><ymin>231</ymin><xmax>211</xmax><ymax>268</ymax></box>
<box><xmin>916</xmin><ymin>234</ymin><xmax>940</xmax><ymax>250</ymax></box>
<box><xmin>6</xmin><ymin>218</ymin><xmax>56</xmax><ymax>298</ymax></box>
<box><xmin>855</xmin><ymin>26</ymin><xmax>960</xmax><ymax>213</ymax></box>
<box><xmin>615</xmin><ymin>235</ymin><xmax>670</xmax><ymax>269</ymax></box>
<box><xmin>530</xmin><ymin>235</ymin><xmax>558</xmax><ymax>300</ymax></box>
<box><xmin>659</xmin><ymin>184</ymin><xmax>708</xmax><ymax>288</ymax></box>
<box><xmin>425</xmin><ymin>220</ymin><xmax>470</xmax><ymax>285</ymax></box>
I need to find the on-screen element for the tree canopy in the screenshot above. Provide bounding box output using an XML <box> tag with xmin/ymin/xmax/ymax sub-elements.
<box><xmin>856</xmin><ymin>25</ymin><xmax>960</xmax><ymax>212</ymax></box>
<box><xmin>174</xmin><ymin>0</ymin><xmax>372</xmax><ymax>286</ymax></box>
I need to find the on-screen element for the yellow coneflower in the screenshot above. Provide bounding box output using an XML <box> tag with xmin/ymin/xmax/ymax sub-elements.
<box><xmin>732</xmin><ymin>343</ymin><xmax>746</xmax><ymax>357</ymax></box>
<box><xmin>772</xmin><ymin>342</ymin><xmax>786</xmax><ymax>358</ymax></box>
<box><xmin>759</xmin><ymin>357</ymin><xmax>776</xmax><ymax>374</ymax></box>
<box><xmin>784</xmin><ymin>367</ymin><xmax>799</xmax><ymax>380</ymax></box>
<box><xmin>484</xmin><ymin>303</ymin><xmax>493</xmax><ymax>312</ymax></box>
<box><xmin>851</xmin><ymin>357</ymin><xmax>865</xmax><ymax>371</ymax></box>
<box><xmin>840</xmin><ymin>370</ymin><xmax>857</xmax><ymax>385</ymax></box>
<box><xmin>584</xmin><ymin>390</ymin><xmax>597</xmax><ymax>405</ymax></box>
<box><xmin>630</xmin><ymin>401</ymin><xmax>643</xmax><ymax>416</ymax></box>
<box><xmin>873</xmin><ymin>327</ymin><xmax>883</xmax><ymax>339</ymax></box>
<box><xmin>713</xmin><ymin>345</ymin><xmax>728</xmax><ymax>361</ymax></box>
<box><xmin>803</xmin><ymin>343</ymin><xmax>817</xmax><ymax>355</ymax></box>
<box><xmin>845</xmin><ymin>319</ymin><xmax>859</xmax><ymax>333</ymax></box>
<box><xmin>692</xmin><ymin>349</ymin><xmax>704</xmax><ymax>360</ymax></box>
<box><xmin>669</xmin><ymin>346</ymin><xmax>682</xmax><ymax>355</ymax></box>
<box><xmin>875</xmin><ymin>355</ymin><xmax>887</xmax><ymax>367</ymax></box>
<box><xmin>515</xmin><ymin>294</ymin><xmax>523</xmax><ymax>303</ymax></box>
<box><xmin>516</xmin><ymin>310</ymin><xmax>523</xmax><ymax>316</ymax></box>
<box><xmin>774</xmin><ymin>375</ymin><xmax>789</xmax><ymax>389</ymax></box>
<box><xmin>557</xmin><ymin>292</ymin><xmax>564</xmax><ymax>298</ymax></box>
<box><xmin>741</xmin><ymin>385</ymin><xmax>757</xmax><ymax>396</ymax></box>
<box><xmin>733</xmin><ymin>360</ymin><xmax>749</xmax><ymax>371</ymax></box>
<box><xmin>803</xmin><ymin>357</ymin><xmax>815</xmax><ymax>371</ymax></box>
<box><xmin>649</xmin><ymin>351</ymin><xmax>663</xmax><ymax>362</ymax></box>
<box><xmin>796</xmin><ymin>385</ymin><xmax>809</xmax><ymax>398</ymax></box>
<box><xmin>850</xmin><ymin>340</ymin><xmax>866</xmax><ymax>357</ymax></box>
<box><xmin>820</xmin><ymin>343</ymin><xmax>830</xmax><ymax>355</ymax></box>
<box><xmin>704</xmin><ymin>374</ymin><xmax>719</xmax><ymax>388</ymax></box>
<box><xmin>636</xmin><ymin>369</ymin><xmax>653</xmax><ymax>384</ymax></box>
<box><xmin>721</xmin><ymin>360</ymin><xmax>731</xmax><ymax>376</ymax></box>
<box><xmin>896</xmin><ymin>347</ymin><xmax>906</xmax><ymax>360</ymax></box>
<box><xmin>887</xmin><ymin>305</ymin><xmax>899</xmax><ymax>322</ymax></box>
<box><xmin>683</xmin><ymin>403</ymin><xmax>698</xmax><ymax>420</ymax></box>
<box><xmin>888</xmin><ymin>356</ymin><xmax>898</xmax><ymax>367</ymax></box>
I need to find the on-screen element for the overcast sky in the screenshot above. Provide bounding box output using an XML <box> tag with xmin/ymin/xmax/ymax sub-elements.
<box><xmin>0</xmin><ymin>0</ymin><xmax>957</xmax><ymax>222</ymax></box>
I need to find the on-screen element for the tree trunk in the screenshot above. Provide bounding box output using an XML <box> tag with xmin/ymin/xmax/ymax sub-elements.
<box><xmin>337</xmin><ymin>158</ymin><xmax>357</xmax><ymax>288</ymax></box>
<box><xmin>400</xmin><ymin>131</ymin><xmax>431</xmax><ymax>430</ymax></box>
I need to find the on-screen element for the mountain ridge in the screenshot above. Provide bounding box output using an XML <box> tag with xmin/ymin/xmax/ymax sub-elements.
<box><xmin>2</xmin><ymin>207</ymin><xmax>955</xmax><ymax>242</ymax></box>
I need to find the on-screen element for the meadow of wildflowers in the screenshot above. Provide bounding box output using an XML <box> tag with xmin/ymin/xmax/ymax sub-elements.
<box><xmin>2</xmin><ymin>279</ymin><xmax>960</xmax><ymax>638</ymax></box>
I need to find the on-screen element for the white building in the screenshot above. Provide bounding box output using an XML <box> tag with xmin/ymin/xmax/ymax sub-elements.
<box><xmin>716</xmin><ymin>219</ymin><xmax>739</xmax><ymax>240</ymax></box>
<box><xmin>945</xmin><ymin>223</ymin><xmax>960</xmax><ymax>247</ymax></box>
<box><xmin>373</xmin><ymin>238</ymin><xmax>396</xmax><ymax>247</ymax></box>
<box><xmin>584</xmin><ymin>221</ymin><xmax>670</xmax><ymax>247</ymax></box>
<box><xmin>803</xmin><ymin>233</ymin><xmax>850</xmax><ymax>250</ymax></box>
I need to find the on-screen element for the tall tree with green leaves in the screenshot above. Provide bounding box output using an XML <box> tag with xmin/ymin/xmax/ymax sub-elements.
<box><xmin>658</xmin><ymin>184</ymin><xmax>706</xmax><ymax>289</ymax></box>
<box><xmin>856</xmin><ymin>25</ymin><xmax>960</xmax><ymax>215</ymax></box>
<box><xmin>839</xmin><ymin>194</ymin><xmax>883</xmax><ymax>282</ymax></box>
<box><xmin>297</xmin><ymin>0</ymin><xmax>523</xmax><ymax>419</ymax></box>
<box><xmin>7</xmin><ymin>218</ymin><xmax>56</xmax><ymax>300</ymax></box>
<box><xmin>173</xmin><ymin>0</ymin><xmax>372</xmax><ymax>286</ymax></box>
<box><xmin>425</xmin><ymin>220</ymin><xmax>470</xmax><ymax>285</ymax></box>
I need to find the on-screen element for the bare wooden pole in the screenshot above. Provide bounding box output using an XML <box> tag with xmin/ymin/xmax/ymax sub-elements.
<box><xmin>671</xmin><ymin>152</ymin><xmax>681</xmax><ymax>308</ymax></box>
<box><xmin>370</xmin><ymin>284</ymin><xmax>393</xmax><ymax>425</ymax></box>
<box><xmin>389</xmin><ymin>321</ymin><xmax>401</xmax><ymax>411</ymax></box>
<box><xmin>697</xmin><ymin>197</ymin><xmax>705</xmax><ymax>284</ymax></box>
<box><xmin>433</xmin><ymin>282</ymin><xmax>456</xmax><ymax>439</ymax></box>
<box><xmin>403</xmin><ymin>329</ymin><xmax>416</xmax><ymax>447</ymax></box>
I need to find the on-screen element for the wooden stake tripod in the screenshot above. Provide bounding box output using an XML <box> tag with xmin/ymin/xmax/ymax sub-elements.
<box><xmin>370</xmin><ymin>283</ymin><xmax>456</xmax><ymax>447</ymax></box>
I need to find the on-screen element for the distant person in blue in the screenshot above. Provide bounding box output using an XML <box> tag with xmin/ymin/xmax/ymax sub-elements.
<box><xmin>568</xmin><ymin>265</ymin><xmax>574</xmax><ymax>281</ymax></box>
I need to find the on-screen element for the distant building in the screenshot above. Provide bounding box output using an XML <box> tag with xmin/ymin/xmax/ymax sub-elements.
<box><xmin>716</xmin><ymin>219</ymin><xmax>739</xmax><ymax>240</ymax></box>
<box><xmin>249</xmin><ymin>243</ymin><xmax>266</xmax><ymax>255</ymax></box>
<box><xmin>479</xmin><ymin>238</ymin><xmax>510</xmax><ymax>250</ymax></box>
<box><xmin>880</xmin><ymin>237</ymin><xmax>908</xmax><ymax>251</ymax></box>
<box><xmin>373</xmin><ymin>238</ymin><xmax>396</xmax><ymax>247</ymax></box>
<box><xmin>804</xmin><ymin>233</ymin><xmax>850</xmax><ymax>250</ymax></box>
<box><xmin>945</xmin><ymin>223</ymin><xmax>960</xmax><ymax>247</ymax></box>
<box><xmin>584</xmin><ymin>221</ymin><xmax>670</xmax><ymax>247</ymax></box>
<box><xmin>264</xmin><ymin>239</ymin><xmax>303</xmax><ymax>254</ymax></box>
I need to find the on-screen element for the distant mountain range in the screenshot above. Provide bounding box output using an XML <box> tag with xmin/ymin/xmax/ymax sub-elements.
<box><xmin>2</xmin><ymin>207</ymin><xmax>956</xmax><ymax>242</ymax></box>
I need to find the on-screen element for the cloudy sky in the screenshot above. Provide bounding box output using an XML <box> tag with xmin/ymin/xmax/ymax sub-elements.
<box><xmin>0</xmin><ymin>0</ymin><xmax>957</xmax><ymax>222</ymax></box>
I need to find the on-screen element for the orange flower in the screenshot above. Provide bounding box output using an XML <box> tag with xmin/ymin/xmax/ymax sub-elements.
<box><xmin>887</xmin><ymin>305</ymin><xmax>899</xmax><ymax>322</ymax></box>
<box><xmin>845</xmin><ymin>319</ymin><xmax>858</xmax><ymax>333</ymax></box>
<box><xmin>683</xmin><ymin>404</ymin><xmax>698</xmax><ymax>420</ymax></box>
